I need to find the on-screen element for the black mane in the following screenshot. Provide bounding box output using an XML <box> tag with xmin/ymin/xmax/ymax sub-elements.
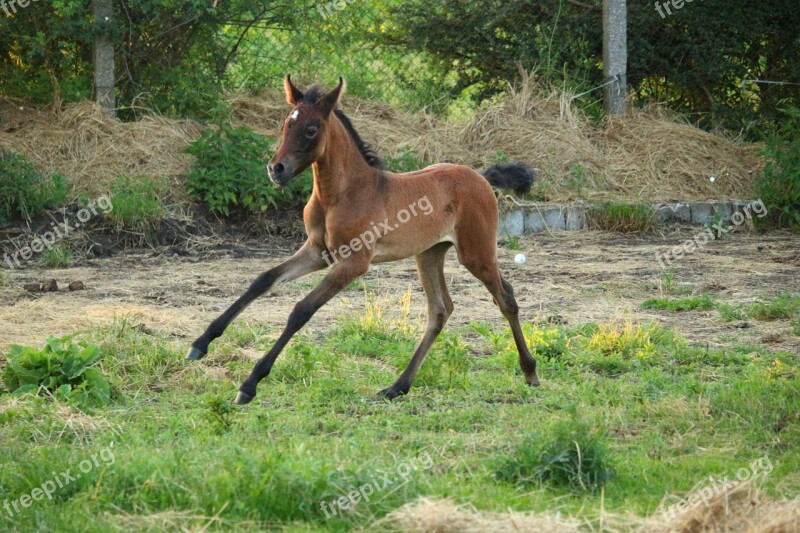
<box><xmin>333</xmin><ymin>109</ymin><xmax>384</xmax><ymax>169</ymax></box>
<box><xmin>302</xmin><ymin>84</ymin><xmax>383</xmax><ymax>169</ymax></box>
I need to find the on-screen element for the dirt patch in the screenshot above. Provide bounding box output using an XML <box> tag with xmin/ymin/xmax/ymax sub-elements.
<box><xmin>1</xmin><ymin>229</ymin><xmax>797</xmax><ymax>355</ymax></box>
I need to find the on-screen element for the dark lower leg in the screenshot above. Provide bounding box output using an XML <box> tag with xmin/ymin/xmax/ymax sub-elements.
<box><xmin>380</xmin><ymin>243</ymin><xmax>452</xmax><ymax>399</ymax></box>
<box><xmin>497</xmin><ymin>278</ymin><xmax>540</xmax><ymax>385</ymax></box>
<box><xmin>236</xmin><ymin>261</ymin><xmax>367</xmax><ymax>404</ymax></box>
<box><xmin>188</xmin><ymin>242</ymin><xmax>325</xmax><ymax>360</ymax></box>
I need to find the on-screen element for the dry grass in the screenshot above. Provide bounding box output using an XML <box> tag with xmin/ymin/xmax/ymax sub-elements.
<box><xmin>0</xmin><ymin>77</ymin><xmax>763</xmax><ymax>206</ymax></box>
<box><xmin>378</xmin><ymin>497</ymin><xmax>585</xmax><ymax>533</ymax></box>
<box><xmin>379</xmin><ymin>482</ymin><xmax>800</xmax><ymax>533</ymax></box>
<box><xmin>0</xmin><ymin>98</ymin><xmax>201</xmax><ymax>199</ymax></box>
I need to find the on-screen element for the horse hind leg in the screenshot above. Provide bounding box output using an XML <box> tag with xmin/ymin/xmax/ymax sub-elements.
<box><xmin>379</xmin><ymin>242</ymin><xmax>453</xmax><ymax>399</ymax></box>
<box><xmin>460</xmin><ymin>254</ymin><xmax>540</xmax><ymax>387</ymax></box>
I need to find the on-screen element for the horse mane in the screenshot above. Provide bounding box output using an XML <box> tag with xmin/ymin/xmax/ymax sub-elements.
<box><xmin>333</xmin><ymin>109</ymin><xmax>384</xmax><ymax>169</ymax></box>
<box><xmin>303</xmin><ymin>84</ymin><xmax>384</xmax><ymax>169</ymax></box>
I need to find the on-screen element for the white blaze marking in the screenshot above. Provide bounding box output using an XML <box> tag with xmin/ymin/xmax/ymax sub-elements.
<box><xmin>290</xmin><ymin>110</ymin><xmax>300</xmax><ymax>121</ymax></box>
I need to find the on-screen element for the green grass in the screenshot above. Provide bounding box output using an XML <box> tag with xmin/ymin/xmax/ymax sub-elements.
<box><xmin>108</xmin><ymin>176</ymin><xmax>167</xmax><ymax>232</ymax></box>
<box><xmin>747</xmin><ymin>293</ymin><xmax>800</xmax><ymax>321</ymax></box>
<box><xmin>589</xmin><ymin>203</ymin><xmax>657</xmax><ymax>233</ymax></box>
<box><xmin>715</xmin><ymin>294</ymin><xmax>800</xmax><ymax>323</ymax></box>
<box><xmin>641</xmin><ymin>295</ymin><xmax>716</xmax><ymax>312</ymax></box>
<box><xmin>1</xmin><ymin>305</ymin><xmax>799</xmax><ymax>531</ymax></box>
<box><xmin>38</xmin><ymin>242</ymin><xmax>73</xmax><ymax>269</ymax></box>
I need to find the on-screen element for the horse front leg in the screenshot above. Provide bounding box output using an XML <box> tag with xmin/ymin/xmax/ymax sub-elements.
<box><xmin>186</xmin><ymin>241</ymin><xmax>328</xmax><ymax>361</ymax></box>
<box><xmin>234</xmin><ymin>258</ymin><xmax>370</xmax><ymax>405</ymax></box>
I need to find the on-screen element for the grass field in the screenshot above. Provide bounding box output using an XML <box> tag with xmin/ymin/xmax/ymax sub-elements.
<box><xmin>1</xmin><ymin>231</ymin><xmax>799</xmax><ymax>531</ymax></box>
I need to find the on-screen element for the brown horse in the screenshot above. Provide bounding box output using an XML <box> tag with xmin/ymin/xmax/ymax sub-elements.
<box><xmin>186</xmin><ymin>76</ymin><xmax>541</xmax><ymax>405</ymax></box>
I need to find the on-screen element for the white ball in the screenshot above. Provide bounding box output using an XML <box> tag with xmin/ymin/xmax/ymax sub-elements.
<box><xmin>514</xmin><ymin>253</ymin><xmax>526</xmax><ymax>264</ymax></box>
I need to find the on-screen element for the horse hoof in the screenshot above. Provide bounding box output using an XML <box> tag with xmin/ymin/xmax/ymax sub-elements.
<box><xmin>186</xmin><ymin>347</ymin><xmax>206</xmax><ymax>360</ymax></box>
<box><xmin>526</xmin><ymin>375</ymin><xmax>541</xmax><ymax>387</ymax></box>
<box><xmin>377</xmin><ymin>386</ymin><xmax>407</xmax><ymax>401</ymax></box>
<box><xmin>234</xmin><ymin>391</ymin><xmax>254</xmax><ymax>405</ymax></box>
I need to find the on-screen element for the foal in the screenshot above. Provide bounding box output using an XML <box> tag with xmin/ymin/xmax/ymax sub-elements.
<box><xmin>187</xmin><ymin>76</ymin><xmax>541</xmax><ymax>405</ymax></box>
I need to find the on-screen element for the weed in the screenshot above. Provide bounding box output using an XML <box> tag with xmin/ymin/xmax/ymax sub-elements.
<box><xmin>38</xmin><ymin>241</ymin><xmax>73</xmax><ymax>268</ymax></box>
<box><xmin>747</xmin><ymin>293</ymin><xmax>800</xmax><ymax>321</ymax></box>
<box><xmin>566</xmin><ymin>163</ymin><xmax>587</xmax><ymax>192</ymax></box>
<box><xmin>1</xmin><ymin>336</ymin><xmax>110</xmax><ymax>406</ymax></box>
<box><xmin>718</xmin><ymin>303</ymin><xmax>748</xmax><ymax>321</ymax></box>
<box><xmin>203</xmin><ymin>394</ymin><xmax>238</xmax><ymax>434</ymax></box>
<box><xmin>108</xmin><ymin>176</ymin><xmax>167</xmax><ymax>231</ymax></box>
<box><xmin>496</xmin><ymin>417</ymin><xmax>613</xmax><ymax>492</ymax></box>
<box><xmin>590</xmin><ymin>203</ymin><xmax>656</xmax><ymax>233</ymax></box>
<box><xmin>504</xmin><ymin>235</ymin><xmax>522</xmax><ymax>250</ymax></box>
<box><xmin>641</xmin><ymin>295</ymin><xmax>716</xmax><ymax>312</ymax></box>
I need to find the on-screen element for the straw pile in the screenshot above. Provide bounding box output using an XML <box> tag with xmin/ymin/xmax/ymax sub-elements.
<box><xmin>0</xmin><ymin>77</ymin><xmax>763</xmax><ymax>204</ymax></box>
<box><xmin>379</xmin><ymin>482</ymin><xmax>800</xmax><ymax>533</ymax></box>
<box><xmin>0</xmin><ymin>98</ymin><xmax>201</xmax><ymax>199</ymax></box>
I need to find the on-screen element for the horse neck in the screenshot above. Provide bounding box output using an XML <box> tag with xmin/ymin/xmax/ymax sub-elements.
<box><xmin>311</xmin><ymin>115</ymin><xmax>380</xmax><ymax>208</ymax></box>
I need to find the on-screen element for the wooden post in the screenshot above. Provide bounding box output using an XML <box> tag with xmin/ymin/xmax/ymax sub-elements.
<box><xmin>603</xmin><ymin>0</ymin><xmax>627</xmax><ymax>115</ymax></box>
<box><xmin>92</xmin><ymin>0</ymin><xmax>115</xmax><ymax>117</ymax></box>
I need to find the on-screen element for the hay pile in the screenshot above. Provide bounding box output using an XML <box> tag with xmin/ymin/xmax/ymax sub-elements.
<box><xmin>0</xmin><ymin>78</ymin><xmax>763</xmax><ymax>204</ymax></box>
<box><xmin>0</xmin><ymin>98</ymin><xmax>201</xmax><ymax>198</ymax></box>
<box><xmin>379</xmin><ymin>482</ymin><xmax>800</xmax><ymax>533</ymax></box>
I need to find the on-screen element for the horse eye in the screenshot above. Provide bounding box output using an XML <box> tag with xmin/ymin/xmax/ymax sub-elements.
<box><xmin>305</xmin><ymin>127</ymin><xmax>318</xmax><ymax>139</ymax></box>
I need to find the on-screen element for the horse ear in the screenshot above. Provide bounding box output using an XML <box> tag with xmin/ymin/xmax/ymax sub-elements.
<box><xmin>284</xmin><ymin>75</ymin><xmax>304</xmax><ymax>106</ymax></box>
<box><xmin>319</xmin><ymin>77</ymin><xmax>345</xmax><ymax>116</ymax></box>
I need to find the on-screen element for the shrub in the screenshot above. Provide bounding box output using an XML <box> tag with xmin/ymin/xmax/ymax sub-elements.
<box><xmin>496</xmin><ymin>418</ymin><xmax>613</xmax><ymax>492</ymax></box>
<box><xmin>186</xmin><ymin>124</ymin><xmax>311</xmax><ymax>216</ymax></box>
<box><xmin>1</xmin><ymin>336</ymin><xmax>110</xmax><ymax>406</ymax></box>
<box><xmin>384</xmin><ymin>147</ymin><xmax>429</xmax><ymax>173</ymax></box>
<box><xmin>758</xmin><ymin>108</ymin><xmax>800</xmax><ymax>229</ymax></box>
<box><xmin>0</xmin><ymin>148</ymin><xmax>68</xmax><ymax>225</ymax></box>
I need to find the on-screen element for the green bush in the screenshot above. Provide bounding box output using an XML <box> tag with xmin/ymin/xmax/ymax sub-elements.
<box><xmin>496</xmin><ymin>418</ymin><xmax>613</xmax><ymax>492</ymax></box>
<box><xmin>758</xmin><ymin>108</ymin><xmax>800</xmax><ymax>228</ymax></box>
<box><xmin>1</xmin><ymin>336</ymin><xmax>110</xmax><ymax>406</ymax></box>
<box><xmin>185</xmin><ymin>124</ymin><xmax>311</xmax><ymax>216</ymax></box>
<box><xmin>0</xmin><ymin>148</ymin><xmax>68</xmax><ymax>225</ymax></box>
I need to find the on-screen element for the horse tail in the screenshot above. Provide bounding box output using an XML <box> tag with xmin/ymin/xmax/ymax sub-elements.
<box><xmin>480</xmin><ymin>162</ymin><xmax>535</xmax><ymax>195</ymax></box>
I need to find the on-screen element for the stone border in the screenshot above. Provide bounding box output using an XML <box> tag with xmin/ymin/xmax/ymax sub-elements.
<box><xmin>498</xmin><ymin>201</ymin><xmax>757</xmax><ymax>236</ymax></box>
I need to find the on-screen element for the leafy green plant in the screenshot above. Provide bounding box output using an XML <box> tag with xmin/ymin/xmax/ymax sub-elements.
<box><xmin>757</xmin><ymin>108</ymin><xmax>800</xmax><ymax>228</ymax></box>
<box><xmin>203</xmin><ymin>394</ymin><xmax>238</xmax><ymax>434</ymax></box>
<box><xmin>186</xmin><ymin>124</ymin><xmax>311</xmax><ymax>216</ymax></box>
<box><xmin>496</xmin><ymin>418</ymin><xmax>613</xmax><ymax>492</ymax></box>
<box><xmin>384</xmin><ymin>147</ymin><xmax>429</xmax><ymax>173</ymax></box>
<box><xmin>0</xmin><ymin>148</ymin><xmax>68</xmax><ymax>225</ymax></box>
<box><xmin>589</xmin><ymin>203</ymin><xmax>656</xmax><ymax>233</ymax></box>
<box><xmin>1</xmin><ymin>336</ymin><xmax>110</xmax><ymax>406</ymax></box>
<box><xmin>108</xmin><ymin>176</ymin><xmax>167</xmax><ymax>232</ymax></box>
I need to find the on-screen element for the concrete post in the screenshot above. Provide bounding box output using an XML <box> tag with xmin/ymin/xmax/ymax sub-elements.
<box><xmin>603</xmin><ymin>0</ymin><xmax>627</xmax><ymax>115</ymax></box>
<box><xmin>93</xmin><ymin>0</ymin><xmax>115</xmax><ymax>117</ymax></box>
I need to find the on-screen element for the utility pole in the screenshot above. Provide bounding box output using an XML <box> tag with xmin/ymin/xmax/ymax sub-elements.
<box><xmin>603</xmin><ymin>0</ymin><xmax>627</xmax><ymax>114</ymax></box>
<box><xmin>92</xmin><ymin>0</ymin><xmax>115</xmax><ymax>117</ymax></box>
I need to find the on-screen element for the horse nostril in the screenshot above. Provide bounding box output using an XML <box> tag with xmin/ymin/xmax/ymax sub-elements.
<box><xmin>273</xmin><ymin>162</ymin><xmax>285</xmax><ymax>175</ymax></box>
